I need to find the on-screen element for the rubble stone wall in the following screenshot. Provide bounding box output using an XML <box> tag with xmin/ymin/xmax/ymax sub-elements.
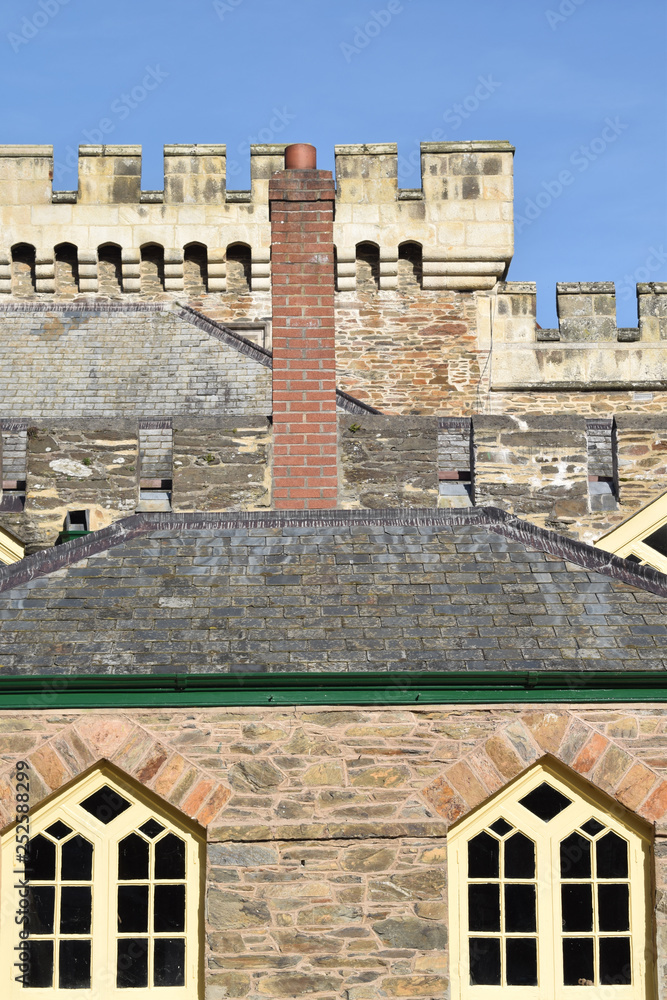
<box><xmin>1</xmin><ymin>704</ymin><xmax>666</xmax><ymax>1000</ymax></box>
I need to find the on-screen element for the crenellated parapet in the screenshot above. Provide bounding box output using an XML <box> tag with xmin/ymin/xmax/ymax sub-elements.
<box><xmin>0</xmin><ymin>140</ymin><xmax>514</xmax><ymax>297</ymax></box>
<box><xmin>334</xmin><ymin>141</ymin><xmax>514</xmax><ymax>291</ymax></box>
<box><xmin>488</xmin><ymin>281</ymin><xmax>667</xmax><ymax>391</ymax></box>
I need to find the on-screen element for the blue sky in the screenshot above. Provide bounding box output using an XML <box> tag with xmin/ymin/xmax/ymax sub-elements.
<box><xmin>1</xmin><ymin>0</ymin><xmax>665</xmax><ymax>326</ymax></box>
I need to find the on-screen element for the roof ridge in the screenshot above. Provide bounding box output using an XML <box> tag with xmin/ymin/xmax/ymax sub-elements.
<box><xmin>1</xmin><ymin>508</ymin><xmax>666</xmax><ymax>598</ymax></box>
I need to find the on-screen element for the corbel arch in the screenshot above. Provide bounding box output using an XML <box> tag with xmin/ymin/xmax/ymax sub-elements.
<box><xmin>446</xmin><ymin>756</ymin><xmax>654</xmax><ymax>999</ymax></box>
<box><xmin>1</xmin><ymin>761</ymin><xmax>205</xmax><ymax>997</ymax></box>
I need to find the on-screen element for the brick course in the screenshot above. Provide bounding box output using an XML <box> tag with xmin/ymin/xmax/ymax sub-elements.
<box><xmin>270</xmin><ymin>168</ymin><xmax>338</xmax><ymax>508</ymax></box>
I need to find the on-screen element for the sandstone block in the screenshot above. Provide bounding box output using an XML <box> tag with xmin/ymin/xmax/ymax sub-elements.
<box><xmin>372</xmin><ymin>917</ymin><xmax>447</xmax><ymax>950</ymax></box>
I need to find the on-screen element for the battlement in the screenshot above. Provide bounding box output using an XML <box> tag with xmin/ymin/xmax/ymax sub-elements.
<box><xmin>0</xmin><ymin>141</ymin><xmax>514</xmax><ymax>294</ymax></box>
<box><xmin>0</xmin><ymin>140</ymin><xmax>513</xmax><ymax>206</ymax></box>
<box><xmin>488</xmin><ymin>281</ymin><xmax>667</xmax><ymax>390</ymax></box>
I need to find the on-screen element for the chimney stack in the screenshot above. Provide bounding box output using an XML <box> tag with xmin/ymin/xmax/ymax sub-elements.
<box><xmin>269</xmin><ymin>144</ymin><xmax>338</xmax><ymax>509</ymax></box>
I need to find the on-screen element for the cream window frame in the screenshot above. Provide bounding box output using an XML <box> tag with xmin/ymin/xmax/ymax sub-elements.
<box><xmin>448</xmin><ymin>759</ymin><xmax>653</xmax><ymax>1000</ymax></box>
<box><xmin>1</xmin><ymin>765</ymin><xmax>204</xmax><ymax>1000</ymax></box>
<box><xmin>594</xmin><ymin>490</ymin><xmax>667</xmax><ymax>574</ymax></box>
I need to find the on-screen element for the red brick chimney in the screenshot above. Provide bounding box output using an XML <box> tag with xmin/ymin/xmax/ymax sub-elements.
<box><xmin>269</xmin><ymin>144</ymin><xmax>338</xmax><ymax>509</ymax></box>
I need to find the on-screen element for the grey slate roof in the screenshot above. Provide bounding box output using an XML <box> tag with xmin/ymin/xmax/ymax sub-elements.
<box><xmin>1</xmin><ymin>509</ymin><xmax>666</xmax><ymax>675</ymax></box>
<box><xmin>0</xmin><ymin>303</ymin><xmax>377</xmax><ymax>418</ymax></box>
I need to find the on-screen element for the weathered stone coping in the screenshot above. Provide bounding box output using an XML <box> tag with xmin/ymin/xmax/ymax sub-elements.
<box><xmin>0</xmin><ymin>506</ymin><xmax>665</xmax><ymax>597</ymax></box>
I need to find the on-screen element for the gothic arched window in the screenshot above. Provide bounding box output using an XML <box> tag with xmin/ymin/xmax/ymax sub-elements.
<box><xmin>1</xmin><ymin>766</ymin><xmax>203</xmax><ymax>998</ymax></box>
<box><xmin>448</xmin><ymin>760</ymin><xmax>652</xmax><ymax>1000</ymax></box>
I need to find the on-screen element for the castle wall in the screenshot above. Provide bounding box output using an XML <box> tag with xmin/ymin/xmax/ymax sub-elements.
<box><xmin>5</xmin><ymin>410</ymin><xmax>667</xmax><ymax>549</ymax></box>
<box><xmin>0</xmin><ymin>142</ymin><xmax>513</xmax><ymax>298</ymax></box>
<box><xmin>172</xmin><ymin>418</ymin><xmax>272</xmax><ymax>512</ymax></box>
<box><xmin>1</xmin><ymin>703</ymin><xmax>667</xmax><ymax>1000</ymax></box>
<box><xmin>338</xmin><ymin>415</ymin><xmax>439</xmax><ymax>508</ymax></box>
<box><xmin>23</xmin><ymin>422</ymin><xmax>139</xmax><ymax>549</ymax></box>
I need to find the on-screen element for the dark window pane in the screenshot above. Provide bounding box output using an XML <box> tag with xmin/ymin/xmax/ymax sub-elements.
<box><xmin>155</xmin><ymin>833</ymin><xmax>186</xmax><ymax>880</ymax></box>
<box><xmin>118</xmin><ymin>833</ymin><xmax>149</xmax><ymax>880</ymax></box>
<box><xmin>562</xmin><ymin>884</ymin><xmax>593</xmax><ymax>932</ymax></box>
<box><xmin>597</xmin><ymin>832</ymin><xmax>628</xmax><ymax>879</ymax></box>
<box><xmin>505</xmin><ymin>832</ymin><xmax>535</xmax><ymax>878</ymax></box>
<box><xmin>80</xmin><ymin>785</ymin><xmax>130</xmax><ymax>824</ymax></box>
<box><xmin>600</xmin><ymin>938</ymin><xmax>631</xmax><ymax>985</ymax></box>
<box><xmin>59</xmin><ymin>886</ymin><xmax>91</xmax><ymax>934</ymax></box>
<box><xmin>563</xmin><ymin>937</ymin><xmax>595</xmax><ymax>985</ymax></box>
<box><xmin>519</xmin><ymin>782</ymin><xmax>571</xmax><ymax>821</ymax></box>
<box><xmin>59</xmin><ymin>940</ymin><xmax>91</xmax><ymax>989</ymax></box>
<box><xmin>118</xmin><ymin>885</ymin><xmax>149</xmax><ymax>933</ymax></box>
<box><xmin>28</xmin><ymin>885</ymin><xmax>55</xmax><ymax>934</ymax></box>
<box><xmin>154</xmin><ymin>885</ymin><xmax>186</xmax><ymax>932</ymax></box>
<box><xmin>506</xmin><ymin>938</ymin><xmax>538</xmax><ymax>986</ymax></box>
<box><xmin>26</xmin><ymin>835</ymin><xmax>55</xmax><ymax>880</ymax></box>
<box><xmin>468</xmin><ymin>832</ymin><xmax>499</xmax><ymax>878</ymax></box>
<box><xmin>468</xmin><ymin>884</ymin><xmax>500</xmax><ymax>932</ymax></box>
<box><xmin>154</xmin><ymin>939</ymin><xmax>186</xmax><ymax>987</ymax></box>
<box><xmin>598</xmin><ymin>884</ymin><xmax>630</xmax><ymax>932</ymax></box>
<box><xmin>61</xmin><ymin>835</ymin><xmax>93</xmax><ymax>881</ymax></box>
<box><xmin>469</xmin><ymin>937</ymin><xmax>501</xmax><ymax>985</ymax></box>
<box><xmin>560</xmin><ymin>832</ymin><xmax>591</xmax><ymax>878</ymax></box>
<box><xmin>490</xmin><ymin>818</ymin><xmax>513</xmax><ymax>836</ymax></box>
<box><xmin>117</xmin><ymin>938</ymin><xmax>148</xmax><ymax>989</ymax></box>
<box><xmin>505</xmin><ymin>884</ymin><xmax>536</xmax><ymax>933</ymax></box>
<box><xmin>139</xmin><ymin>819</ymin><xmax>164</xmax><ymax>839</ymax></box>
<box><xmin>581</xmin><ymin>819</ymin><xmax>605</xmax><ymax>836</ymax></box>
<box><xmin>25</xmin><ymin>940</ymin><xmax>53</xmax><ymax>988</ymax></box>
<box><xmin>45</xmin><ymin>821</ymin><xmax>72</xmax><ymax>840</ymax></box>
<box><xmin>644</xmin><ymin>524</ymin><xmax>667</xmax><ymax>558</ymax></box>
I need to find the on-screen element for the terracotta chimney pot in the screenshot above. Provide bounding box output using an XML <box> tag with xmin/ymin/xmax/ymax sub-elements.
<box><xmin>284</xmin><ymin>143</ymin><xmax>317</xmax><ymax>169</ymax></box>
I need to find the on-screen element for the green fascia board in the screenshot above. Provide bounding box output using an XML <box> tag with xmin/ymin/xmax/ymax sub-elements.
<box><xmin>0</xmin><ymin>671</ymin><xmax>666</xmax><ymax>708</ymax></box>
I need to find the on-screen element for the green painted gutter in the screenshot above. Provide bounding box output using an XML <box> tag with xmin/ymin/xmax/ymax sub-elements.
<box><xmin>0</xmin><ymin>671</ymin><xmax>665</xmax><ymax>708</ymax></box>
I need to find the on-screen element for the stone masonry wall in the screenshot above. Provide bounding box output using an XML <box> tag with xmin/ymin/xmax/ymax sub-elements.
<box><xmin>22</xmin><ymin>422</ymin><xmax>139</xmax><ymax>549</ymax></box>
<box><xmin>335</xmin><ymin>290</ymin><xmax>482</xmax><ymax>415</ymax></box>
<box><xmin>1</xmin><ymin>704</ymin><xmax>667</xmax><ymax>1000</ymax></box>
<box><xmin>338</xmin><ymin>415</ymin><xmax>438</xmax><ymax>508</ymax></box>
<box><xmin>472</xmin><ymin>416</ymin><xmax>589</xmax><ymax>531</ymax></box>
<box><xmin>172</xmin><ymin>418</ymin><xmax>272</xmax><ymax>511</ymax></box>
